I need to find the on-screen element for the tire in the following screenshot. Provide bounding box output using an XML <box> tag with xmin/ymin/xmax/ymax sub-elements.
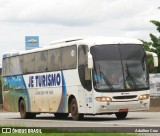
<box><xmin>19</xmin><ymin>99</ymin><xmax>28</xmax><ymax>119</ymax></box>
<box><xmin>115</xmin><ymin>112</ymin><xmax>128</xmax><ymax>119</ymax></box>
<box><xmin>70</xmin><ymin>98</ymin><xmax>84</xmax><ymax>120</ymax></box>
<box><xmin>19</xmin><ymin>99</ymin><xmax>36</xmax><ymax>119</ymax></box>
<box><xmin>54</xmin><ymin>113</ymin><xmax>69</xmax><ymax>119</ymax></box>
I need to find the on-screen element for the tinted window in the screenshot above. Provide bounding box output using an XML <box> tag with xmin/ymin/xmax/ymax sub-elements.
<box><xmin>35</xmin><ymin>51</ymin><xmax>48</xmax><ymax>72</ymax></box>
<box><xmin>119</xmin><ymin>44</ymin><xmax>145</xmax><ymax>60</ymax></box>
<box><xmin>78</xmin><ymin>45</ymin><xmax>88</xmax><ymax>66</ymax></box>
<box><xmin>2</xmin><ymin>58</ymin><xmax>9</xmax><ymax>76</ymax></box>
<box><xmin>48</xmin><ymin>48</ymin><xmax>61</xmax><ymax>71</ymax></box>
<box><xmin>91</xmin><ymin>44</ymin><xmax>149</xmax><ymax>92</ymax></box>
<box><xmin>91</xmin><ymin>45</ymin><xmax>120</xmax><ymax>61</ymax></box>
<box><xmin>62</xmin><ymin>45</ymin><xmax>77</xmax><ymax>70</ymax></box>
<box><xmin>78</xmin><ymin>45</ymin><xmax>92</xmax><ymax>91</ymax></box>
<box><xmin>3</xmin><ymin>56</ymin><xmax>21</xmax><ymax>76</ymax></box>
<box><xmin>21</xmin><ymin>53</ymin><xmax>35</xmax><ymax>74</ymax></box>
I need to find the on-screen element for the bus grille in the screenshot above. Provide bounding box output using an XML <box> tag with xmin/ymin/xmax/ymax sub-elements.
<box><xmin>113</xmin><ymin>95</ymin><xmax>137</xmax><ymax>99</ymax></box>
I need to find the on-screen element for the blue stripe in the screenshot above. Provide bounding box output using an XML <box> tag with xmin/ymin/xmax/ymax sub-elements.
<box><xmin>57</xmin><ymin>71</ymin><xmax>67</xmax><ymax>112</ymax></box>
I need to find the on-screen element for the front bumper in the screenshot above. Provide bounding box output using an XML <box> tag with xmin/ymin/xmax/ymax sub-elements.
<box><xmin>94</xmin><ymin>99</ymin><xmax>150</xmax><ymax>114</ymax></box>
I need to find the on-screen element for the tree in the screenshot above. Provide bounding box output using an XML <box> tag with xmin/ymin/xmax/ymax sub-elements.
<box><xmin>142</xmin><ymin>19</ymin><xmax>160</xmax><ymax>73</ymax></box>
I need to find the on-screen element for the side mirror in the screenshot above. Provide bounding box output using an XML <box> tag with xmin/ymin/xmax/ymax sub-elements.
<box><xmin>146</xmin><ymin>51</ymin><xmax>158</xmax><ymax>67</ymax></box>
<box><xmin>88</xmin><ymin>53</ymin><xmax>93</xmax><ymax>69</ymax></box>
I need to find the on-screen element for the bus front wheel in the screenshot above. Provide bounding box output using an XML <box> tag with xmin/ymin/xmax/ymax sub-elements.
<box><xmin>70</xmin><ymin>98</ymin><xmax>84</xmax><ymax>120</ymax></box>
<box><xmin>115</xmin><ymin>112</ymin><xmax>128</xmax><ymax>119</ymax></box>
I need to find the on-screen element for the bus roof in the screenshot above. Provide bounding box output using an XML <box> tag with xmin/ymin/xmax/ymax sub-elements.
<box><xmin>3</xmin><ymin>36</ymin><xmax>142</xmax><ymax>58</ymax></box>
<box><xmin>50</xmin><ymin>36</ymin><xmax>142</xmax><ymax>46</ymax></box>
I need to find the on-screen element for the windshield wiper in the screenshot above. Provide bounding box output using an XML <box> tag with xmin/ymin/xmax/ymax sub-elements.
<box><xmin>100</xmin><ymin>71</ymin><xmax>114</xmax><ymax>90</ymax></box>
<box><xmin>125</xmin><ymin>63</ymin><xmax>138</xmax><ymax>90</ymax></box>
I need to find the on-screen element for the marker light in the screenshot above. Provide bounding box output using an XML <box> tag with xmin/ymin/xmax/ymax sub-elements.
<box><xmin>138</xmin><ymin>94</ymin><xmax>150</xmax><ymax>100</ymax></box>
<box><xmin>95</xmin><ymin>97</ymin><xmax>112</xmax><ymax>102</ymax></box>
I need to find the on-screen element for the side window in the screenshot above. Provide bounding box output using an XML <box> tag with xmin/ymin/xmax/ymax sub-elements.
<box><xmin>35</xmin><ymin>51</ymin><xmax>48</xmax><ymax>72</ymax></box>
<box><xmin>2</xmin><ymin>58</ymin><xmax>9</xmax><ymax>76</ymax></box>
<box><xmin>10</xmin><ymin>56</ymin><xmax>21</xmax><ymax>75</ymax></box>
<box><xmin>3</xmin><ymin>56</ymin><xmax>21</xmax><ymax>76</ymax></box>
<box><xmin>62</xmin><ymin>45</ymin><xmax>77</xmax><ymax>70</ymax></box>
<box><xmin>48</xmin><ymin>48</ymin><xmax>61</xmax><ymax>71</ymax></box>
<box><xmin>21</xmin><ymin>53</ymin><xmax>35</xmax><ymax>74</ymax></box>
<box><xmin>19</xmin><ymin>55</ymin><xmax>24</xmax><ymax>74</ymax></box>
<box><xmin>78</xmin><ymin>45</ymin><xmax>92</xmax><ymax>91</ymax></box>
<box><xmin>78</xmin><ymin>45</ymin><xmax>87</xmax><ymax>66</ymax></box>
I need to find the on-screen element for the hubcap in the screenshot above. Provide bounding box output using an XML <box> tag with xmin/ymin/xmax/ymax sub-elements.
<box><xmin>72</xmin><ymin>104</ymin><xmax>77</xmax><ymax>115</ymax></box>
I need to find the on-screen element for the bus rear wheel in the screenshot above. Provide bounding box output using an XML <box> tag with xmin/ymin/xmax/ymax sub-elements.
<box><xmin>70</xmin><ymin>98</ymin><xmax>84</xmax><ymax>120</ymax></box>
<box><xmin>19</xmin><ymin>99</ymin><xmax>36</xmax><ymax>119</ymax></box>
<box><xmin>115</xmin><ymin>112</ymin><xmax>128</xmax><ymax>119</ymax></box>
<box><xmin>19</xmin><ymin>99</ymin><xmax>28</xmax><ymax>119</ymax></box>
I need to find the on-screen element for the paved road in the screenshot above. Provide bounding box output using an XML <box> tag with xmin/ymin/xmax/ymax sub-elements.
<box><xmin>0</xmin><ymin>112</ymin><xmax>160</xmax><ymax>133</ymax></box>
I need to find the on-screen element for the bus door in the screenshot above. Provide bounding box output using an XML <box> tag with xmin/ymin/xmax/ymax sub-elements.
<box><xmin>85</xmin><ymin>67</ymin><xmax>93</xmax><ymax>113</ymax></box>
<box><xmin>78</xmin><ymin>45</ymin><xmax>93</xmax><ymax>114</ymax></box>
<box><xmin>78</xmin><ymin>89</ymin><xmax>86</xmax><ymax>113</ymax></box>
<box><xmin>78</xmin><ymin>86</ymin><xmax>93</xmax><ymax>114</ymax></box>
<box><xmin>86</xmin><ymin>90</ymin><xmax>93</xmax><ymax>113</ymax></box>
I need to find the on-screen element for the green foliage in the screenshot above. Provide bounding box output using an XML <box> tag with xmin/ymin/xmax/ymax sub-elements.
<box><xmin>150</xmin><ymin>20</ymin><xmax>160</xmax><ymax>33</ymax></box>
<box><xmin>142</xmin><ymin>17</ymin><xmax>160</xmax><ymax>73</ymax></box>
<box><xmin>0</xmin><ymin>133</ymin><xmax>139</xmax><ymax>136</ymax></box>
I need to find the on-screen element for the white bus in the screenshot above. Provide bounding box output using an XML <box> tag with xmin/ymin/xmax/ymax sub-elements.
<box><xmin>2</xmin><ymin>36</ymin><xmax>158</xmax><ymax>120</ymax></box>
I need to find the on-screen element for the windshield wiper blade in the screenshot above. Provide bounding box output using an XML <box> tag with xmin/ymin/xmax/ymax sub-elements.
<box><xmin>125</xmin><ymin>63</ymin><xmax>138</xmax><ymax>90</ymax></box>
<box><xmin>100</xmin><ymin>71</ymin><xmax>114</xmax><ymax>90</ymax></box>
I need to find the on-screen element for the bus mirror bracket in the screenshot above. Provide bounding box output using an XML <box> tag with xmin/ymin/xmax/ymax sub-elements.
<box><xmin>88</xmin><ymin>53</ymin><xmax>93</xmax><ymax>69</ymax></box>
<box><xmin>146</xmin><ymin>51</ymin><xmax>158</xmax><ymax>67</ymax></box>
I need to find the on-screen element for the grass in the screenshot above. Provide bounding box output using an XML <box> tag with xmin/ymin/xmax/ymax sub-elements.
<box><xmin>0</xmin><ymin>133</ymin><xmax>138</xmax><ymax>136</ymax></box>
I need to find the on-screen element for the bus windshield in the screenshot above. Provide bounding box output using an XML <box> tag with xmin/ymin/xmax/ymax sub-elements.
<box><xmin>91</xmin><ymin>44</ymin><xmax>149</xmax><ymax>92</ymax></box>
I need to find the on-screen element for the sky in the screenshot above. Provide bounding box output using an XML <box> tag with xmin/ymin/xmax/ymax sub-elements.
<box><xmin>0</xmin><ymin>0</ymin><xmax>160</xmax><ymax>66</ymax></box>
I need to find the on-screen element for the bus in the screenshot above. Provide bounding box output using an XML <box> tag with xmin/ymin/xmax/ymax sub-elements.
<box><xmin>2</xmin><ymin>36</ymin><xmax>158</xmax><ymax>120</ymax></box>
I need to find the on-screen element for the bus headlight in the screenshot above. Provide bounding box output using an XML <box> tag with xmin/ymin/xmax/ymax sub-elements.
<box><xmin>138</xmin><ymin>94</ymin><xmax>150</xmax><ymax>100</ymax></box>
<box><xmin>95</xmin><ymin>97</ymin><xmax>112</xmax><ymax>102</ymax></box>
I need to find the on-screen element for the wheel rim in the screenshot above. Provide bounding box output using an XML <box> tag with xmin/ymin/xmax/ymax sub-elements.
<box><xmin>71</xmin><ymin>103</ymin><xmax>78</xmax><ymax>116</ymax></box>
<box><xmin>21</xmin><ymin>104</ymin><xmax>25</xmax><ymax>114</ymax></box>
<box><xmin>20</xmin><ymin>100</ymin><xmax>26</xmax><ymax>118</ymax></box>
